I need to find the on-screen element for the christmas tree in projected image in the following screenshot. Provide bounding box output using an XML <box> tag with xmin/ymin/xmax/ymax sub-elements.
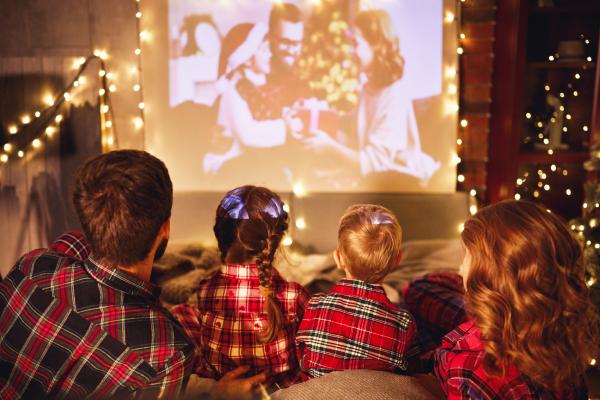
<box><xmin>298</xmin><ymin>2</ymin><xmax>359</xmax><ymax>113</ymax></box>
<box><xmin>571</xmin><ymin>151</ymin><xmax>600</xmax><ymax>312</ymax></box>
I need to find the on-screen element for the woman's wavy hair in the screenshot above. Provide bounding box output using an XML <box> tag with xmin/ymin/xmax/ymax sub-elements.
<box><xmin>462</xmin><ymin>200</ymin><xmax>598</xmax><ymax>391</ymax></box>
<box><xmin>213</xmin><ymin>185</ymin><xmax>289</xmax><ymax>343</ymax></box>
<box><xmin>355</xmin><ymin>9</ymin><xmax>405</xmax><ymax>90</ymax></box>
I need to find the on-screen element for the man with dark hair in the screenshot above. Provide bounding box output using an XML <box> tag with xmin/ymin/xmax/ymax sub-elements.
<box><xmin>0</xmin><ymin>150</ymin><xmax>264</xmax><ymax>398</ymax></box>
<box><xmin>266</xmin><ymin>3</ymin><xmax>310</xmax><ymax>112</ymax></box>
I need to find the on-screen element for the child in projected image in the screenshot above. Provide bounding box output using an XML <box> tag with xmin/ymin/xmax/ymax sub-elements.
<box><xmin>405</xmin><ymin>200</ymin><xmax>598</xmax><ymax>399</ymax></box>
<box><xmin>296</xmin><ymin>204</ymin><xmax>415</xmax><ymax>379</ymax></box>
<box><xmin>203</xmin><ymin>23</ymin><xmax>302</xmax><ymax>175</ymax></box>
<box><xmin>302</xmin><ymin>10</ymin><xmax>439</xmax><ymax>184</ymax></box>
<box><xmin>171</xmin><ymin>186</ymin><xmax>309</xmax><ymax>390</ymax></box>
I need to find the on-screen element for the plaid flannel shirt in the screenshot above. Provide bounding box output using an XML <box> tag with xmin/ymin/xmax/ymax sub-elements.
<box><xmin>0</xmin><ymin>232</ymin><xmax>196</xmax><ymax>398</ymax></box>
<box><xmin>296</xmin><ymin>278</ymin><xmax>416</xmax><ymax>378</ymax></box>
<box><xmin>402</xmin><ymin>272</ymin><xmax>468</xmax><ymax>373</ymax></box>
<box><xmin>171</xmin><ymin>263</ymin><xmax>309</xmax><ymax>387</ymax></box>
<box><xmin>434</xmin><ymin>320</ymin><xmax>587</xmax><ymax>400</ymax></box>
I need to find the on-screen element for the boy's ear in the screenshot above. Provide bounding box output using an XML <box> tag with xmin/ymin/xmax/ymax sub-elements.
<box><xmin>333</xmin><ymin>249</ymin><xmax>345</xmax><ymax>270</ymax></box>
<box><xmin>395</xmin><ymin>249</ymin><xmax>403</xmax><ymax>266</ymax></box>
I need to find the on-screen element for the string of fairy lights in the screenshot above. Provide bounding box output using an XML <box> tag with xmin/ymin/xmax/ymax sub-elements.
<box><xmin>0</xmin><ymin>0</ymin><xmax>146</xmax><ymax>166</ymax></box>
<box><xmin>515</xmin><ymin>33</ymin><xmax>594</xmax><ymax>203</ymax></box>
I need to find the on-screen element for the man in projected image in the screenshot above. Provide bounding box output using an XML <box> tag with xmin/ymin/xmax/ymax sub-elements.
<box><xmin>267</xmin><ymin>2</ymin><xmax>309</xmax><ymax>110</ymax></box>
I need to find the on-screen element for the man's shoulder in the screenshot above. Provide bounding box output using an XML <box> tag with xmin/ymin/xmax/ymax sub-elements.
<box><xmin>15</xmin><ymin>247</ymin><xmax>87</xmax><ymax>283</ymax></box>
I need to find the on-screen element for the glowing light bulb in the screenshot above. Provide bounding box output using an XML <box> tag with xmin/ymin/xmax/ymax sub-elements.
<box><xmin>575</xmin><ymin>73</ymin><xmax>581</xmax><ymax>79</ymax></box>
<box><xmin>583</xmin><ymin>125</ymin><xmax>589</xmax><ymax>132</ymax></box>
<box><xmin>0</xmin><ymin>154</ymin><xmax>7</xmax><ymax>163</ymax></box>
<box><xmin>448</xmin><ymin>83</ymin><xmax>457</xmax><ymax>94</ymax></box>
<box><xmin>573</xmin><ymin>91</ymin><xmax>578</xmax><ymax>96</ymax></box>
<box><xmin>469</xmin><ymin>205</ymin><xmax>478</xmax><ymax>215</ymax></box>
<box><xmin>456</xmin><ymin>47</ymin><xmax>464</xmax><ymax>55</ymax></box>
<box><xmin>138</xmin><ymin>102</ymin><xmax>145</xmax><ymax>110</ymax></box>
<box><xmin>109</xmin><ymin>84</ymin><xmax>117</xmax><ymax>93</ymax></box>
<box><xmin>64</xmin><ymin>92</ymin><xmax>71</xmax><ymax>102</ymax></box>
<box><xmin>282</xmin><ymin>236</ymin><xmax>293</xmax><ymax>247</ymax></box>
<box><xmin>44</xmin><ymin>95</ymin><xmax>54</xmax><ymax>106</ymax></box>
<box><xmin>525</xmin><ymin>112</ymin><xmax>532</xmax><ymax>119</ymax></box>
<box><xmin>457</xmin><ymin>174</ymin><xmax>465</xmax><ymax>183</ymax></box>
<box><xmin>17</xmin><ymin>150</ymin><xmax>24</xmax><ymax>158</ymax></box>
<box><xmin>21</xmin><ymin>115</ymin><xmax>31</xmax><ymax>124</ymax></box>
<box><xmin>45</xmin><ymin>126</ymin><xmax>55</xmax><ymax>137</ymax></box>
<box><xmin>107</xmin><ymin>136</ymin><xmax>115</xmax><ymax>146</ymax></box>
<box><xmin>295</xmin><ymin>217</ymin><xmax>307</xmax><ymax>230</ymax></box>
<box><xmin>444</xmin><ymin>11</ymin><xmax>455</xmax><ymax>23</ymax></box>
<box><xmin>99</xmin><ymin>88</ymin><xmax>106</xmax><ymax>96</ymax></box>
<box><xmin>566</xmin><ymin>189</ymin><xmax>572</xmax><ymax>196</ymax></box>
<box><xmin>514</xmin><ymin>193</ymin><xmax>521</xmax><ymax>200</ymax></box>
<box><xmin>544</xmin><ymin>84</ymin><xmax>550</xmax><ymax>91</ymax></box>
<box><xmin>105</xmin><ymin>121</ymin><xmax>113</xmax><ymax>128</ymax></box>
<box><xmin>34</xmin><ymin>111</ymin><xmax>41</xmax><ymax>118</ymax></box>
<box><xmin>101</xmin><ymin>105</ymin><xmax>109</xmax><ymax>113</ymax></box>
<box><xmin>136</xmin><ymin>11</ymin><xmax>142</xmax><ymax>18</ymax></box>
<box><xmin>458</xmin><ymin>223</ymin><xmax>464</xmax><ymax>233</ymax></box>
<box><xmin>134</xmin><ymin>48</ymin><xmax>141</xmax><ymax>55</ymax></box>
<box><xmin>8</xmin><ymin>125</ymin><xmax>17</xmax><ymax>134</ymax></box>
<box><xmin>133</xmin><ymin>117</ymin><xmax>144</xmax><ymax>129</ymax></box>
<box><xmin>133</xmin><ymin>84</ymin><xmax>141</xmax><ymax>92</ymax></box>
<box><xmin>456</xmin><ymin>138</ymin><xmax>463</xmax><ymax>145</ymax></box>
<box><xmin>548</xmin><ymin>55</ymin><xmax>555</xmax><ymax>61</ymax></box>
<box><xmin>55</xmin><ymin>114</ymin><xmax>63</xmax><ymax>123</ymax></box>
<box><xmin>3</xmin><ymin>143</ymin><xmax>12</xmax><ymax>152</ymax></box>
<box><xmin>460</xmin><ymin>119</ymin><xmax>468</xmax><ymax>128</ymax></box>
<box><xmin>32</xmin><ymin>139</ymin><xmax>42</xmax><ymax>149</ymax></box>
<box><xmin>469</xmin><ymin>189</ymin><xmax>477</xmax><ymax>197</ymax></box>
<box><xmin>293</xmin><ymin>182</ymin><xmax>307</xmax><ymax>197</ymax></box>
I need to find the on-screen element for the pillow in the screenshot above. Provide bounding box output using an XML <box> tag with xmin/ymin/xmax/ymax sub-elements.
<box><xmin>270</xmin><ymin>370</ymin><xmax>441</xmax><ymax>400</ymax></box>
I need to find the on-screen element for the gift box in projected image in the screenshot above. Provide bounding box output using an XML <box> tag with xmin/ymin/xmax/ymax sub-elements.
<box><xmin>296</xmin><ymin>99</ymin><xmax>339</xmax><ymax>137</ymax></box>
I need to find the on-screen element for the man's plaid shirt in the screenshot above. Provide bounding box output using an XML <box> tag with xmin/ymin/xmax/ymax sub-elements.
<box><xmin>296</xmin><ymin>279</ymin><xmax>416</xmax><ymax>378</ymax></box>
<box><xmin>171</xmin><ymin>263</ymin><xmax>309</xmax><ymax>387</ymax></box>
<box><xmin>0</xmin><ymin>232</ymin><xmax>195</xmax><ymax>398</ymax></box>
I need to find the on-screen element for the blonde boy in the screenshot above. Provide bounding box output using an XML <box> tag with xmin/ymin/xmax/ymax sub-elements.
<box><xmin>296</xmin><ymin>205</ymin><xmax>416</xmax><ymax>378</ymax></box>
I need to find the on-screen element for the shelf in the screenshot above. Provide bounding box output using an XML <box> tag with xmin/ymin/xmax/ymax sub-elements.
<box><xmin>530</xmin><ymin>5</ymin><xmax>600</xmax><ymax>15</ymax></box>
<box><xmin>527</xmin><ymin>60</ymin><xmax>596</xmax><ymax>69</ymax></box>
<box><xmin>517</xmin><ymin>151</ymin><xmax>589</xmax><ymax>164</ymax></box>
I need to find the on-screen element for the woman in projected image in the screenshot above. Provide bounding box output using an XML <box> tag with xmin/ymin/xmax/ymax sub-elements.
<box><xmin>304</xmin><ymin>9</ymin><xmax>439</xmax><ymax>184</ymax></box>
<box><xmin>203</xmin><ymin>22</ymin><xmax>301</xmax><ymax>175</ymax></box>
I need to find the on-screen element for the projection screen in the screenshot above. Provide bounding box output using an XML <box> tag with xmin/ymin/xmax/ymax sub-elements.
<box><xmin>142</xmin><ymin>0</ymin><xmax>458</xmax><ymax>193</ymax></box>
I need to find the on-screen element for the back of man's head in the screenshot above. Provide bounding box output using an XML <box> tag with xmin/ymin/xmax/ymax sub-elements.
<box><xmin>269</xmin><ymin>2</ymin><xmax>302</xmax><ymax>32</ymax></box>
<box><xmin>72</xmin><ymin>150</ymin><xmax>172</xmax><ymax>266</ymax></box>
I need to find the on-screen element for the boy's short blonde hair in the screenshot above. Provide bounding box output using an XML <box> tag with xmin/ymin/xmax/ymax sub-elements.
<box><xmin>337</xmin><ymin>204</ymin><xmax>402</xmax><ymax>283</ymax></box>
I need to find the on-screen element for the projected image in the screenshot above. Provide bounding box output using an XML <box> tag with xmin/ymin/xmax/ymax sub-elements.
<box><xmin>164</xmin><ymin>0</ymin><xmax>452</xmax><ymax>192</ymax></box>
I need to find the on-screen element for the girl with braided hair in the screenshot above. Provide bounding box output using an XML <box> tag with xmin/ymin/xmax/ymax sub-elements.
<box><xmin>172</xmin><ymin>185</ymin><xmax>309</xmax><ymax>390</ymax></box>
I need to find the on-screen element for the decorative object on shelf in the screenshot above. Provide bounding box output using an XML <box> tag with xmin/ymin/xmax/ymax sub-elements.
<box><xmin>557</xmin><ymin>40</ymin><xmax>585</xmax><ymax>60</ymax></box>
<box><xmin>534</xmin><ymin>93</ymin><xmax>568</xmax><ymax>150</ymax></box>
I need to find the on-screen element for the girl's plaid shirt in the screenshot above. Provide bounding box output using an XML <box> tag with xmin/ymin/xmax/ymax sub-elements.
<box><xmin>296</xmin><ymin>279</ymin><xmax>416</xmax><ymax>378</ymax></box>
<box><xmin>171</xmin><ymin>263</ymin><xmax>309</xmax><ymax>387</ymax></box>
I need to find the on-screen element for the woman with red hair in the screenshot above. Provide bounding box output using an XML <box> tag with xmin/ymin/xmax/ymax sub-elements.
<box><xmin>304</xmin><ymin>9</ymin><xmax>439</xmax><ymax>183</ymax></box>
<box><xmin>407</xmin><ymin>200</ymin><xmax>598</xmax><ymax>398</ymax></box>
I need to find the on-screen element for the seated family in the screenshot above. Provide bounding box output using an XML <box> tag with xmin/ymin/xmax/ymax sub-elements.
<box><xmin>0</xmin><ymin>150</ymin><xmax>597</xmax><ymax>399</ymax></box>
<box><xmin>204</xmin><ymin>5</ymin><xmax>439</xmax><ymax>184</ymax></box>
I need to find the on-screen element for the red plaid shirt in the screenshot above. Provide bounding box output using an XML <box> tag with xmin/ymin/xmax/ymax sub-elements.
<box><xmin>435</xmin><ymin>320</ymin><xmax>587</xmax><ymax>400</ymax></box>
<box><xmin>171</xmin><ymin>263</ymin><xmax>309</xmax><ymax>387</ymax></box>
<box><xmin>0</xmin><ymin>232</ymin><xmax>196</xmax><ymax>398</ymax></box>
<box><xmin>402</xmin><ymin>272</ymin><xmax>468</xmax><ymax>372</ymax></box>
<box><xmin>296</xmin><ymin>278</ymin><xmax>416</xmax><ymax>378</ymax></box>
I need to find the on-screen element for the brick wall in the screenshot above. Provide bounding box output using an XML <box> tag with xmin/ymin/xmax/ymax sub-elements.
<box><xmin>458</xmin><ymin>0</ymin><xmax>497</xmax><ymax>197</ymax></box>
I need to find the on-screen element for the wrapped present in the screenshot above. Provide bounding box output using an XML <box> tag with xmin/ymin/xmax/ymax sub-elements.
<box><xmin>297</xmin><ymin>98</ymin><xmax>339</xmax><ymax>136</ymax></box>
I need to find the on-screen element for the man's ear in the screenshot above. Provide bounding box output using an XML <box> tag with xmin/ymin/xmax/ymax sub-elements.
<box><xmin>161</xmin><ymin>218</ymin><xmax>171</xmax><ymax>238</ymax></box>
<box><xmin>333</xmin><ymin>249</ymin><xmax>345</xmax><ymax>271</ymax></box>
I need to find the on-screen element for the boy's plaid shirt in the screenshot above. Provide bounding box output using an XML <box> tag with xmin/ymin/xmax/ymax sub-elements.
<box><xmin>434</xmin><ymin>320</ymin><xmax>587</xmax><ymax>400</ymax></box>
<box><xmin>296</xmin><ymin>279</ymin><xmax>416</xmax><ymax>378</ymax></box>
<box><xmin>0</xmin><ymin>232</ymin><xmax>196</xmax><ymax>398</ymax></box>
<box><xmin>171</xmin><ymin>263</ymin><xmax>309</xmax><ymax>386</ymax></box>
